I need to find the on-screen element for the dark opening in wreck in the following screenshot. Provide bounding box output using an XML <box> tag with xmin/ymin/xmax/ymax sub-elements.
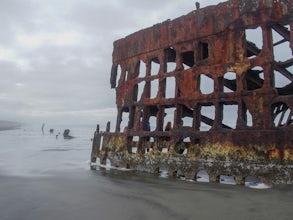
<box><xmin>91</xmin><ymin>0</ymin><xmax>293</xmax><ymax>185</ymax></box>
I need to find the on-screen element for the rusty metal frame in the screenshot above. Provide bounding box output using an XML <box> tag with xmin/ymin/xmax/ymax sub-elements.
<box><xmin>91</xmin><ymin>0</ymin><xmax>293</xmax><ymax>184</ymax></box>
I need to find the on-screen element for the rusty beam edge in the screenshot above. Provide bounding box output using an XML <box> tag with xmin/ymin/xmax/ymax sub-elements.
<box><xmin>112</xmin><ymin>0</ymin><xmax>293</xmax><ymax>63</ymax></box>
<box><xmin>100</xmin><ymin>129</ymin><xmax>293</xmax><ymax>148</ymax></box>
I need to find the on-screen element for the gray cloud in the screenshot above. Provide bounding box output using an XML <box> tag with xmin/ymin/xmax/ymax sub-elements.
<box><xmin>0</xmin><ymin>0</ymin><xmax>225</xmax><ymax>125</ymax></box>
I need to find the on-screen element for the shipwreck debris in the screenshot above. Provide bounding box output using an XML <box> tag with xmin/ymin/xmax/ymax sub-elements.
<box><xmin>91</xmin><ymin>0</ymin><xmax>293</xmax><ymax>185</ymax></box>
<box><xmin>63</xmin><ymin>129</ymin><xmax>74</xmax><ymax>139</ymax></box>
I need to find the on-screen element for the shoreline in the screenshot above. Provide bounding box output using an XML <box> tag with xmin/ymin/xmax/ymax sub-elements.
<box><xmin>0</xmin><ymin>121</ymin><xmax>21</xmax><ymax>131</ymax></box>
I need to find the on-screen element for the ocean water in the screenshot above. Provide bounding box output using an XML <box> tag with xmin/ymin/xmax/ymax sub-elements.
<box><xmin>0</xmin><ymin>124</ymin><xmax>93</xmax><ymax>176</ymax></box>
<box><xmin>0</xmin><ymin>124</ymin><xmax>293</xmax><ymax>220</ymax></box>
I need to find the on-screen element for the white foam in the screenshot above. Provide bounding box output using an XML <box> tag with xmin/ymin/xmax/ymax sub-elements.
<box><xmin>219</xmin><ymin>175</ymin><xmax>236</xmax><ymax>185</ymax></box>
<box><xmin>196</xmin><ymin>171</ymin><xmax>210</xmax><ymax>183</ymax></box>
<box><xmin>246</xmin><ymin>182</ymin><xmax>271</xmax><ymax>189</ymax></box>
<box><xmin>197</xmin><ymin>175</ymin><xmax>209</xmax><ymax>183</ymax></box>
<box><xmin>159</xmin><ymin>170</ymin><xmax>168</xmax><ymax>178</ymax></box>
<box><xmin>98</xmin><ymin>164</ymin><xmax>133</xmax><ymax>172</ymax></box>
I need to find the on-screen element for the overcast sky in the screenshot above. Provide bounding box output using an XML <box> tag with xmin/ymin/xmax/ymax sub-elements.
<box><xmin>0</xmin><ymin>0</ymin><xmax>226</xmax><ymax>126</ymax></box>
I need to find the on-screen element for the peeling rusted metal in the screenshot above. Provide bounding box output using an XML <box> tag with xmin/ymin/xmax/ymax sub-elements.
<box><xmin>91</xmin><ymin>0</ymin><xmax>293</xmax><ymax>185</ymax></box>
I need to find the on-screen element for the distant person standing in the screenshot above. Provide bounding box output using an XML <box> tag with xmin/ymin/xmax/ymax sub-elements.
<box><xmin>41</xmin><ymin>123</ymin><xmax>45</xmax><ymax>134</ymax></box>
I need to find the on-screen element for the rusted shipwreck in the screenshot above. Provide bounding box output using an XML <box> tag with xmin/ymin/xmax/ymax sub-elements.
<box><xmin>91</xmin><ymin>0</ymin><xmax>293</xmax><ymax>184</ymax></box>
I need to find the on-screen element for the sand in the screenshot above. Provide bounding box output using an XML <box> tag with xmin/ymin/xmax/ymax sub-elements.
<box><xmin>1</xmin><ymin>169</ymin><xmax>293</xmax><ymax>220</ymax></box>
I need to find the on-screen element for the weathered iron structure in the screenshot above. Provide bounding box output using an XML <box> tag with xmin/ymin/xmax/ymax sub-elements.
<box><xmin>91</xmin><ymin>0</ymin><xmax>293</xmax><ymax>184</ymax></box>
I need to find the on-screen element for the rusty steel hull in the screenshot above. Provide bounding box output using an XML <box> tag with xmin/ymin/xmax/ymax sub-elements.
<box><xmin>91</xmin><ymin>0</ymin><xmax>293</xmax><ymax>184</ymax></box>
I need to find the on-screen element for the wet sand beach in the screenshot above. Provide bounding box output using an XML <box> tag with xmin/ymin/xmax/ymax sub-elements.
<box><xmin>0</xmin><ymin>125</ymin><xmax>293</xmax><ymax>220</ymax></box>
<box><xmin>1</xmin><ymin>170</ymin><xmax>293</xmax><ymax>220</ymax></box>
